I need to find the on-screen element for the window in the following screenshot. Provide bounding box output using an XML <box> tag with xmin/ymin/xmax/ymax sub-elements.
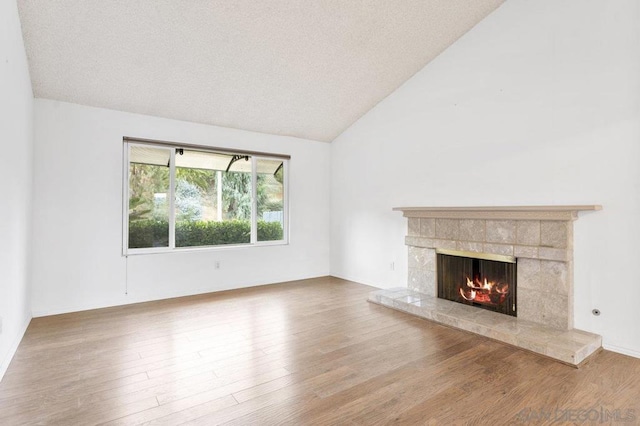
<box><xmin>123</xmin><ymin>138</ymin><xmax>288</xmax><ymax>253</ymax></box>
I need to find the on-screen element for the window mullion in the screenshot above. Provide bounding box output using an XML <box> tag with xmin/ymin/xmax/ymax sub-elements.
<box><xmin>122</xmin><ymin>144</ymin><xmax>131</xmax><ymax>255</ymax></box>
<box><xmin>169</xmin><ymin>149</ymin><xmax>176</xmax><ymax>249</ymax></box>
<box><xmin>283</xmin><ymin>160</ymin><xmax>289</xmax><ymax>243</ymax></box>
<box><xmin>250</xmin><ymin>156</ymin><xmax>257</xmax><ymax>244</ymax></box>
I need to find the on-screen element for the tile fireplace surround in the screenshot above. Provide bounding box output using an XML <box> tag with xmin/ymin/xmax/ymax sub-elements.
<box><xmin>368</xmin><ymin>206</ymin><xmax>603</xmax><ymax>366</ymax></box>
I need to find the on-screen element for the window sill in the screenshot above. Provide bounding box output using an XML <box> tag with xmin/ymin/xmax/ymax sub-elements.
<box><xmin>124</xmin><ymin>240</ymin><xmax>288</xmax><ymax>256</ymax></box>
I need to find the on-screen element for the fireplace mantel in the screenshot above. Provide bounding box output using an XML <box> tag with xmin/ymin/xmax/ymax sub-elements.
<box><xmin>393</xmin><ymin>205</ymin><xmax>602</xmax><ymax>221</ymax></box>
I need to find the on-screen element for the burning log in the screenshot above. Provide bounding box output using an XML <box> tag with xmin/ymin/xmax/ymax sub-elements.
<box><xmin>459</xmin><ymin>276</ymin><xmax>509</xmax><ymax>306</ymax></box>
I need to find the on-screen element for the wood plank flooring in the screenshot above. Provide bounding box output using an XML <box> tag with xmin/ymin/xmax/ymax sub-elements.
<box><xmin>1</xmin><ymin>276</ymin><xmax>639</xmax><ymax>425</ymax></box>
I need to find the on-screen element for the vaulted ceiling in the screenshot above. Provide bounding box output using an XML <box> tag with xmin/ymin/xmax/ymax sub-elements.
<box><xmin>17</xmin><ymin>0</ymin><xmax>505</xmax><ymax>142</ymax></box>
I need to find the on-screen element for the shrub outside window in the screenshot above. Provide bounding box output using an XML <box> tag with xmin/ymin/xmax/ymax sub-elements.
<box><xmin>124</xmin><ymin>139</ymin><xmax>288</xmax><ymax>254</ymax></box>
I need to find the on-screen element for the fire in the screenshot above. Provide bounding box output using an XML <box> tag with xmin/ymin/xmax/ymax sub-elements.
<box><xmin>459</xmin><ymin>276</ymin><xmax>509</xmax><ymax>305</ymax></box>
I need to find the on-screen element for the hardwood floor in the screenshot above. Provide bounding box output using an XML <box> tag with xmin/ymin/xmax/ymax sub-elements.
<box><xmin>1</xmin><ymin>277</ymin><xmax>639</xmax><ymax>425</ymax></box>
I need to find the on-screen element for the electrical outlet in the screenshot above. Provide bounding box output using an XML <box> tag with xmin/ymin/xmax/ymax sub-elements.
<box><xmin>390</xmin><ymin>262</ymin><xmax>395</xmax><ymax>271</ymax></box>
<box><xmin>214</xmin><ymin>261</ymin><xmax>220</xmax><ymax>270</ymax></box>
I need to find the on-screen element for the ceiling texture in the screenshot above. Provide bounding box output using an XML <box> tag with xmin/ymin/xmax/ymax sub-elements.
<box><xmin>17</xmin><ymin>0</ymin><xmax>505</xmax><ymax>142</ymax></box>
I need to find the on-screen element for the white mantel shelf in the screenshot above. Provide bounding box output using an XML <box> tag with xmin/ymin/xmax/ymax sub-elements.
<box><xmin>393</xmin><ymin>205</ymin><xmax>602</xmax><ymax>221</ymax></box>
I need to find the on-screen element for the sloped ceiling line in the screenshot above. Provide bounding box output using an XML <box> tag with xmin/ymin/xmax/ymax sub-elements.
<box><xmin>17</xmin><ymin>0</ymin><xmax>505</xmax><ymax>142</ymax></box>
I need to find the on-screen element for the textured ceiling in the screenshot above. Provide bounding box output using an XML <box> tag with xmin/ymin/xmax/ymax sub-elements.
<box><xmin>17</xmin><ymin>0</ymin><xmax>505</xmax><ymax>142</ymax></box>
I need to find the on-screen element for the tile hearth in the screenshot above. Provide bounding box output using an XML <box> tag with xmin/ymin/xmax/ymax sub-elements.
<box><xmin>368</xmin><ymin>287</ymin><xmax>601</xmax><ymax>366</ymax></box>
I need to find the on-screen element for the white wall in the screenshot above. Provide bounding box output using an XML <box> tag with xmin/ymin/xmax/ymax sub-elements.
<box><xmin>331</xmin><ymin>0</ymin><xmax>640</xmax><ymax>357</ymax></box>
<box><xmin>0</xmin><ymin>0</ymin><xmax>34</xmax><ymax>379</ymax></box>
<box><xmin>31</xmin><ymin>100</ymin><xmax>331</xmax><ymax>316</ymax></box>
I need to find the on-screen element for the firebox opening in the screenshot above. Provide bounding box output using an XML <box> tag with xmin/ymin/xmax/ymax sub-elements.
<box><xmin>436</xmin><ymin>249</ymin><xmax>517</xmax><ymax>317</ymax></box>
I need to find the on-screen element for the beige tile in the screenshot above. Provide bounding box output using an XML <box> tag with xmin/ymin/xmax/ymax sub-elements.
<box><xmin>520</xmin><ymin>323</ymin><xmax>563</xmax><ymax>340</ymax></box>
<box><xmin>407</xmin><ymin>267</ymin><xmax>425</xmax><ymax>293</ymax></box>
<box><xmin>420</xmin><ymin>218</ymin><xmax>436</xmax><ymax>238</ymax></box>
<box><xmin>517</xmin><ymin>287</ymin><xmax>545</xmax><ymax>325</ymax></box>
<box><xmin>516</xmin><ymin>335</ymin><xmax>548</xmax><ymax>354</ymax></box>
<box><xmin>486</xmin><ymin>220</ymin><xmax>517</xmax><ymax>244</ymax></box>
<box><xmin>393</xmin><ymin>295</ymin><xmax>422</xmax><ymax>304</ymax></box>
<box><xmin>544</xmin><ymin>345</ymin><xmax>577</xmax><ymax>364</ymax></box>
<box><xmin>540</xmin><ymin>221</ymin><xmax>569</xmax><ymax>248</ymax></box>
<box><xmin>517</xmin><ymin>258</ymin><xmax>540</xmax><ymax>291</ymax></box>
<box><xmin>411</xmin><ymin>297</ymin><xmax>437</xmax><ymax>310</ymax></box>
<box><xmin>516</xmin><ymin>220</ymin><xmax>540</xmax><ymax>246</ymax></box>
<box><xmin>377</xmin><ymin>294</ymin><xmax>395</xmax><ymax>306</ymax></box>
<box><xmin>457</xmin><ymin>241</ymin><xmax>484</xmax><ymax>253</ymax></box>
<box><xmin>432</xmin><ymin>298</ymin><xmax>455</xmax><ymax>314</ymax></box>
<box><xmin>435</xmin><ymin>219</ymin><xmax>459</xmax><ymax>240</ymax></box>
<box><xmin>514</xmin><ymin>245</ymin><xmax>538</xmax><ymax>259</ymax></box>
<box><xmin>408</xmin><ymin>268</ymin><xmax>435</xmax><ymax>295</ymax></box>
<box><xmin>483</xmin><ymin>243</ymin><xmax>514</xmax><ymax>256</ymax></box>
<box><xmin>433</xmin><ymin>239</ymin><xmax>457</xmax><ymax>250</ymax></box>
<box><xmin>472</xmin><ymin>310</ymin><xmax>512</xmax><ymax>327</ymax></box>
<box><xmin>546</xmin><ymin>332</ymin><xmax>599</xmax><ymax>364</ymax></box>
<box><xmin>405</xmin><ymin>236</ymin><xmax>436</xmax><ymax>249</ymax></box>
<box><xmin>488</xmin><ymin>329</ymin><xmax>518</xmax><ymax>346</ymax></box>
<box><xmin>540</xmin><ymin>294</ymin><xmax>570</xmax><ymax>330</ymax></box>
<box><xmin>546</xmin><ymin>337</ymin><xmax>588</xmax><ymax>356</ymax></box>
<box><xmin>434</xmin><ymin>312</ymin><xmax>459</xmax><ymax>328</ymax></box>
<box><xmin>539</xmin><ymin>260</ymin><xmax>569</xmax><ymax>295</ymax></box>
<box><xmin>367</xmin><ymin>293</ymin><xmax>382</xmax><ymax>303</ymax></box>
<box><xmin>491</xmin><ymin>319</ymin><xmax>537</xmax><ymax>335</ymax></box>
<box><xmin>408</xmin><ymin>218</ymin><xmax>420</xmax><ymax>236</ymax></box>
<box><xmin>575</xmin><ymin>342</ymin><xmax>602</xmax><ymax>364</ymax></box>
<box><xmin>458</xmin><ymin>319</ymin><xmax>492</xmax><ymax>337</ymax></box>
<box><xmin>459</xmin><ymin>219</ymin><xmax>485</xmax><ymax>242</ymax></box>
<box><xmin>424</xmin><ymin>248</ymin><xmax>436</xmax><ymax>271</ymax></box>
<box><xmin>519</xmin><ymin>290</ymin><xmax>569</xmax><ymax>330</ymax></box>
<box><xmin>448</xmin><ymin>303</ymin><xmax>476</xmax><ymax>318</ymax></box>
<box><xmin>558</xmin><ymin>329</ymin><xmax>602</xmax><ymax>345</ymax></box>
<box><xmin>539</xmin><ymin>247</ymin><xmax>571</xmax><ymax>262</ymax></box>
<box><xmin>407</xmin><ymin>246</ymin><xmax>430</xmax><ymax>269</ymax></box>
<box><xmin>423</xmin><ymin>271</ymin><xmax>436</xmax><ymax>296</ymax></box>
<box><xmin>388</xmin><ymin>288</ymin><xmax>415</xmax><ymax>297</ymax></box>
<box><xmin>403</xmin><ymin>301</ymin><xmax>428</xmax><ymax>317</ymax></box>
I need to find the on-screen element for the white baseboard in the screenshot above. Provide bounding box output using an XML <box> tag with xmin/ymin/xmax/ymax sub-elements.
<box><xmin>0</xmin><ymin>315</ymin><xmax>32</xmax><ymax>382</ymax></box>
<box><xmin>32</xmin><ymin>274</ymin><xmax>330</xmax><ymax>318</ymax></box>
<box><xmin>330</xmin><ymin>272</ymin><xmax>399</xmax><ymax>290</ymax></box>
<box><xmin>603</xmin><ymin>343</ymin><xmax>640</xmax><ymax>359</ymax></box>
<box><xmin>31</xmin><ymin>285</ymin><xmax>268</xmax><ymax>318</ymax></box>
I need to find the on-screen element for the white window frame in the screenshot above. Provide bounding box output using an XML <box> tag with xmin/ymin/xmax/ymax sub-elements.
<box><xmin>122</xmin><ymin>137</ymin><xmax>289</xmax><ymax>255</ymax></box>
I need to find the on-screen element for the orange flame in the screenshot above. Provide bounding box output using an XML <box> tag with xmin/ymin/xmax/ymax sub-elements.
<box><xmin>460</xmin><ymin>277</ymin><xmax>509</xmax><ymax>305</ymax></box>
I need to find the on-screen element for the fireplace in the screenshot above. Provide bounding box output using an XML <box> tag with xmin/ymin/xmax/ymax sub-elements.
<box><xmin>436</xmin><ymin>249</ymin><xmax>516</xmax><ymax>317</ymax></box>
<box><xmin>368</xmin><ymin>205</ymin><xmax>603</xmax><ymax>366</ymax></box>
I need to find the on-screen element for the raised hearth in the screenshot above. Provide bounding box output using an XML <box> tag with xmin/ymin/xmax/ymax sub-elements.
<box><xmin>368</xmin><ymin>288</ymin><xmax>601</xmax><ymax>366</ymax></box>
<box><xmin>368</xmin><ymin>205</ymin><xmax>602</xmax><ymax>366</ymax></box>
